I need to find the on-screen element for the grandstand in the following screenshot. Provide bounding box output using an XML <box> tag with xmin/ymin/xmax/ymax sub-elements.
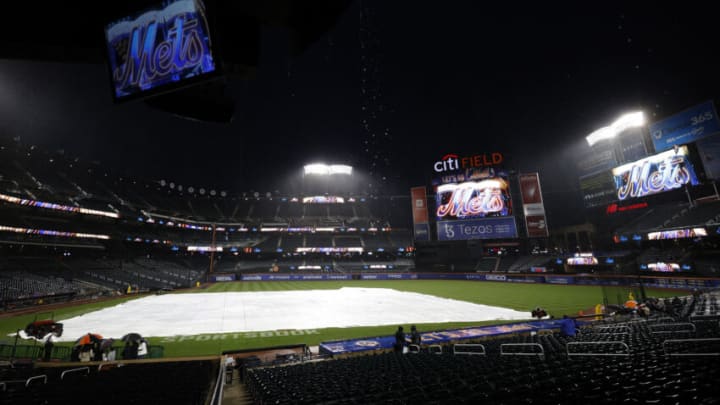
<box><xmin>238</xmin><ymin>296</ymin><xmax>720</xmax><ymax>404</ymax></box>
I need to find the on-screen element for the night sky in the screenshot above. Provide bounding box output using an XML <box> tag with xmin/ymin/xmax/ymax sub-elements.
<box><xmin>1</xmin><ymin>2</ymin><xmax>720</xmax><ymax>226</ymax></box>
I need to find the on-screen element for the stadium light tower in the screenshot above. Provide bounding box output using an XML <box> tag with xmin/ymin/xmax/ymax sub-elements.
<box><xmin>303</xmin><ymin>163</ymin><xmax>353</xmax><ymax>176</ymax></box>
<box><xmin>585</xmin><ymin>111</ymin><xmax>645</xmax><ymax>146</ymax></box>
<box><xmin>302</xmin><ymin>163</ymin><xmax>354</xmax><ymax>196</ymax></box>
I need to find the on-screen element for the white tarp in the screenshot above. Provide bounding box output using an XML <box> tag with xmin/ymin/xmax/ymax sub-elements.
<box><xmin>45</xmin><ymin>288</ymin><xmax>530</xmax><ymax>341</ymax></box>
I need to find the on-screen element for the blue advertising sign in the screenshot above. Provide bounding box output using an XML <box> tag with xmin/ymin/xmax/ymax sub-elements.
<box><xmin>240</xmin><ymin>274</ymin><xmax>352</xmax><ymax>281</ymax></box>
<box><xmin>545</xmin><ymin>276</ymin><xmax>574</xmax><ymax>285</ymax></box>
<box><xmin>437</xmin><ymin>217</ymin><xmax>517</xmax><ymax>241</ymax></box>
<box><xmin>319</xmin><ymin>319</ymin><xmax>569</xmax><ymax>355</ymax></box>
<box><xmin>211</xmin><ymin>274</ymin><xmax>236</xmax><ymax>282</ymax></box>
<box><xmin>105</xmin><ymin>0</ymin><xmax>218</xmax><ymax>101</ymax></box>
<box><xmin>415</xmin><ymin>273</ymin><xmax>476</xmax><ymax>280</ymax></box>
<box><xmin>650</xmin><ymin>101</ymin><xmax>720</xmax><ymax>152</ymax></box>
<box><xmin>360</xmin><ymin>274</ymin><xmax>418</xmax><ymax>280</ymax></box>
<box><xmin>413</xmin><ymin>223</ymin><xmax>431</xmax><ymax>242</ymax></box>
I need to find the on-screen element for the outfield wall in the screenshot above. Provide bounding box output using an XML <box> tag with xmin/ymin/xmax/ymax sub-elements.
<box><xmin>216</xmin><ymin>273</ymin><xmax>720</xmax><ymax>289</ymax></box>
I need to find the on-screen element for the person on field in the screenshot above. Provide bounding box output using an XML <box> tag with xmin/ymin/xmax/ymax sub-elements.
<box><xmin>393</xmin><ymin>326</ymin><xmax>406</xmax><ymax>353</ymax></box>
<box><xmin>410</xmin><ymin>325</ymin><xmax>422</xmax><ymax>346</ymax></box>
<box><xmin>532</xmin><ymin>307</ymin><xmax>548</xmax><ymax>319</ymax></box>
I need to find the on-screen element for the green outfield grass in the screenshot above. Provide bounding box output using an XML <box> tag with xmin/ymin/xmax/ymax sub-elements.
<box><xmin>1</xmin><ymin>281</ymin><xmax>684</xmax><ymax>357</ymax></box>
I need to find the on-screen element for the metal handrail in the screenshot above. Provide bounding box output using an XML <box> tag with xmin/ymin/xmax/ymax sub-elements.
<box><xmin>649</xmin><ymin>323</ymin><xmax>696</xmax><ymax>332</ymax></box>
<box><xmin>663</xmin><ymin>338</ymin><xmax>720</xmax><ymax>357</ymax></box>
<box><xmin>690</xmin><ymin>314</ymin><xmax>720</xmax><ymax>321</ymax></box>
<box><xmin>566</xmin><ymin>341</ymin><xmax>630</xmax><ymax>357</ymax></box>
<box><xmin>61</xmin><ymin>367</ymin><xmax>89</xmax><ymax>380</ymax></box>
<box><xmin>650</xmin><ymin>317</ymin><xmax>676</xmax><ymax>323</ymax></box>
<box><xmin>25</xmin><ymin>375</ymin><xmax>47</xmax><ymax>387</ymax></box>
<box><xmin>583</xmin><ymin>332</ymin><xmax>630</xmax><ymax>339</ymax></box>
<box><xmin>407</xmin><ymin>344</ymin><xmax>421</xmax><ymax>354</ymax></box>
<box><xmin>453</xmin><ymin>344</ymin><xmax>486</xmax><ymax>356</ymax></box>
<box><xmin>210</xmin><ymin>357</ymin><xmax>226</xmax><ymax>405</ymax></box>
<box><xmin>594</xmin><ymin>325</ymin><xmax>631</xmax><ymax>334</ymax></box>
<box><xmin>500</xmin><ymin>343</ymin><xmax>544</xmax><ymax>357</ymax></box>
<box><xmin>650</xmin><ymin>330</ymin><xmax>693</xmax><ymax>335</ymax></box>
<box><xmin>428</xmin><ymin>345</ymin><xmax>442</xmax><ymax>354</ymax></box>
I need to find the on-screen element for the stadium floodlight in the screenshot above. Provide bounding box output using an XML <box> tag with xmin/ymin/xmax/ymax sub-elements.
<box><xmin>585</xmin><ymin>111</ymin><xmax>645</xmax><ymax>146</ymax></box>
<box><xmin>303</xmin><ymin>163</ymin><xmax>353</xmax><ymax>176</ymax></box>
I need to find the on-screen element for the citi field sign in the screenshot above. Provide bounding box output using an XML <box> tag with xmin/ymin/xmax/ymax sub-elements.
<box><xmin>433</xmin><ymin>152</ymin><xmax>504</xmax><ymax>173</ymax></box>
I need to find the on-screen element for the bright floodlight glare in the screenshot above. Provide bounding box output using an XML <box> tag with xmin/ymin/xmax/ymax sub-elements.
<box><xmin>304</xmin><ymin>163</ymin><xmax>353</xmax><ymax>175</ymax></box>
<box><xmin>585</xmin><ymin>111</ymin><xmax>645</xmax><ymax>146</ymax></box>
<box><xmin>329</xmin><ymin>164</ymin><xmax>352</xmax><ymax>175</ymax></box>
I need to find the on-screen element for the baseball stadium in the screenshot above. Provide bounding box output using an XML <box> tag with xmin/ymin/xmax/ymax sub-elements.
<box><xmin>2</xmin><ymin>1</ymin><xmax>720</xmax><ymax>405</ymax></box>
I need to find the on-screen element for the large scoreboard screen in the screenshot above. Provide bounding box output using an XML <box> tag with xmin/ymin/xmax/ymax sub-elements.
<box><xmin>431</xmin><ymin>155</ymin><xmax>517</xmax><ymax>241</ymax></box>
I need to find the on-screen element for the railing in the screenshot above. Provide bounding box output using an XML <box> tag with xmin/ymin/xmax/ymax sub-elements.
<box><xmin>452</xmin><ymin>344</ymin><xmax>486</xmax><ymax>356</ymax></box>
<box><xmin>210</xmin><ymin>357</ymin><xmax>226</xmax><ymax>405</ymax></box>
<box><xmin>407</xmin><ymin>344</ymin><xmax>421</xmax><ymax>354</ymax></box>
<box><xmin>663</xmin><ymin>338</ymin><xmax>720</xmax><ymax>357</ymax></box>
<box><xmin>566</xmin><ymin>341</ymin><xmax>630</xmax><ymax>357</ymax></box>
<box><xmin>650</xmin><ymin>330</ymin><xmax>694</xmax><ymax>336</ymax></box>
<box><xmin>500</xmin><ymin>343</ymin><xmax>544</xmax><ymax>357</ymax></box>
<box><xmin>61</xmin><ymin>367</ymin><xmax>89</xmax><ymax>380</ymax></box>
<box><xmin>428</xmin><ymin>345</ymin><xmax>443</xmax><ymax>354</ymax></box>
<box><xmin>651</xmin><ymin>317</ymin><xmax>676</xmax><ymax>324</ymax></box>
<box><xmin>593</xmin><ymin>325</ymin><xmax>631</xmax><ymax>334</ymax></box>
<box><xmin>613</xmin><ymin>316</ymin><xmax>675</xmax><ymax>327</ymax></box>
<box><xmin>690</xmin><ymin>314</ymin><xmax>720</xmax><ymax>322</ymax></box>
<box><xmin>649</xmin><ymin>323</ymin><xmax>696</xmax><ymax>333</ymax></box>
<box><xmin>596</xmin><ymin>332</ymin><xmax>631</xmax><ymax>341</ymax></box>
<box><xmin>25</xmin><ymin>375</ymin><xmax>47</xmax><ymax>387</ymax></box>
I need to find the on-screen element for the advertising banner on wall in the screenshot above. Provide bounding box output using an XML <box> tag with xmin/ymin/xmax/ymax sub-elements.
<box><xmin>618</xmin><ymin>127</ymin><xmax>650</xmax><ymax>163</ymax></box>
<box><xmin>410</xmin><ymin>186</ymin><xmax>430</xmax><ymax>241</ymax></box>
<box><xmin>647</xmin><ymin>227</ymin><xmax>707</xmax><ymax>240</ymax></box>
<box><xmin>650</xmin><ymin>101</ymin><xmax>720</xmax><ymax>152</ymax></box>
<box><xmin>579</xmin><ymin>170</ymin><xmax>617</xmax><ymax>208</ymax></box>
<box><xmin>577</xmin><ymin>146</ymin><xmax>617</xmax><ymax>177</ymax></box>
<box><xmin>437</xmin><ymin>217</ymin><xmax>517</xmax><ymax>241</ymax></box>
<box><xmin>519</xmin><ymin>173</ymin><xmax>549</xmax><ymax>237</ymax></box>
<box><xmin>611</xmin><ymin>145</ymin><xmax>700</xmax><ymax>201</ymax></box>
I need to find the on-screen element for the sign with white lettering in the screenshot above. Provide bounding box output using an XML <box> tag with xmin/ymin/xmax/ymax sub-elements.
<box><xmin>105</xmin><ymin>0</ymin><xmax>219</xmax><ymax>101</ymax></box>
<box><xmin>650</xmin><ymin>101</ymin><xmax>720</xmax><ymax>152</ymax></box>
<box><xmin>437</xmin><ymin>217</ymin><xmax>517</xmax><ymax>241</ymax></box>
<box><xmin>435</xmin><ymin>178</ymin><xmax>513</xmax><ymax>221</ymax></box>
<box><xmin>611</xmin><ymin>145</ymin><xmax>699</xmax><ymax>201</ymax></box>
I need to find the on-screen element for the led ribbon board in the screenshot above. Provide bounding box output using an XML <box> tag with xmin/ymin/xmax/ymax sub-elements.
<box><xmin>302</xmin><ymin>196</ymin><xmax>345</xmax><ymax>204</ymax></box>
<box><xmin>647</xmin><ymin>227</ymin><xmax>707</xmax><ymax>240</ymax></box>
<box><xmin>566</xmin><ymin>253</ymin><xmax>598</xmax><ymax>265</ymax></box>
<box><xmin>105</xmin><ymin>0</ymin><xmax>217</xmax><ymax>101</ymax></box>
<box><xmin>611</xmin><ymin>145</ymin><xmax>699</xmax><ymax>201</ymax></box>
<box><xmin>646</xmin><ymin>263</ymin><xmax>681</xmax><ymax>272</ymax></box>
